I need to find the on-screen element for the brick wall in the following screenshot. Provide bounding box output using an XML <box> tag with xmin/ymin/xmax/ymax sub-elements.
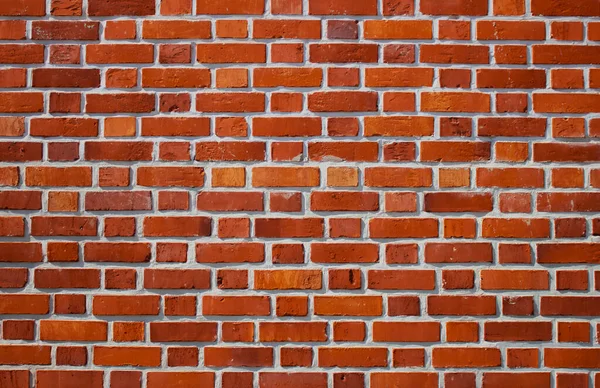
<box><xmin>0</xmin><ymin>0</ymin><xmax>599</xmax><ymax>387</ymax></box>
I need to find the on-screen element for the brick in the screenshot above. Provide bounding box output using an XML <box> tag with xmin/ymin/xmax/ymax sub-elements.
<box><xmin>54</xmin><ymin>294</ymin><xmax>85</xmax><ymax>314</ymax></box>
<box><xmin>147</xmin><ymin>373</ymin><xmax>213</xmax><ymax>388</ymax></box>
<box><xmin>260</xmin><ymin>322</ymin><xmax>326</xmax><ymax>342</ymax></box>
<box><xmin>531</xmin><ymin>0</ymin><xmax>599</xmax><ymax>16</ymax></box>
<box><xmin>30</xmin><ymin>216</ymin><xmax>96</xmax><ymax>237</ymax></box>
<box><xmin>373</xmin><ymin>322</ymin><xmax>440</xmax><ymax>342</ymax></box>
<box><xmin>494</xmin><ymin>0</ymin><xmax>525</xmax><ymax>15</ymax></box>
<box><xmin>87</xmin><ymin>45</ymin><xmax>153</xmax><ymax>64</ymax></box>
<box><xmin>197</xmin><ymin>243</ymin><xmax>264</xmax><ymax>263</ymax></box>
<box><xmin>0</xmin><ymin>93</ymin><xmax>44</xmax><ymax>113</ymax></box>
<box><xmin>105</xmin><ymin>268</ymin><xmax>136</xmax><ymax>288</ymax></box>
<box><xmin>0</xmin><ymin>0</ymin><xmax>45</xmax><ymax>15</ymax></box>
<box><xmin>49</xmin><ymin>45</ymin><xmax>80</xmax><ymax>64</ymax></box>
<box><xmin>538</xmin><ymin>193</ymin><xmax>600</xmax><ymax>212</ymax></box>
<box><xmin>482</xmin><ymin>373</ymin><xmax>550</xmax><ymax>388</ymax></box>
<box><xmin>477</xmin><ymin>21</ymin><xmax>545</xmax><ymax>41</ymax></box>
<box><xmin>272</xmin><ymin>0</ymin><xmax>302</xmax><ymax>14</ymax></box>
<box><xmin>425</xmin><ymin>243</ymin><xmax>492</xmax><ymax>263</ymax></box>
<box><xmin>421</xmin><ymin>44</ymin><xmax>489</xmax><ymax>64</ymax></box>
<box><xmin>533</xmin><ymin>46</ymin><xmax>600</xmax><ymax>65</ymax></box>
<box><xmin>482</xmin><ymin>217</ymin><xmax>550</xmax><ymax>238</ymax></box>
<box><xmin>0</xmin><ymin>269</ymin><xmax>28</xmax><ymax>288</ymax></box>
<box><xmin>222</xmin><ymin>322</ymin><xmax>253</xmax><ymax>341</ymax></box>
<box><xmin>164</xmin><ymin>296</ymin><xmax>196</xmax><ymax>316</ymax></box>
<box><xmin>319</xmin><ymin>347</ymin><xmax>386</xmax><ymax>367</ymax></box>
<box><xmin>333</xmin><ymin>321</ymin><xmax>365</xmax><ymax>341</ymax></box>
<box><xmin>113</xmin><ymin>322</ymin><xmax>144</xmax><ymax>342</ymax></box>
<box><xmin>311</xmin><ymin>243</ymin><xmax>377</xmax><ymax>263</ymax></box>
<box><xmin>94</xmin><ymin>346</ymin><xmax>161</xmax><ymax>367</ymax></box>
<box><xmin>534</xmin><ymin>93</ymin><xmax>600</xmax><ymax>113</ymax></box>
<box><xmin>85</xmin><ymin>242</ymin><xmax>150</xmax><ymax>263</ymax></box>
<box><xmin>310</xmin><ymin>44</ymin><xmax>378</xmax><ymax>63</ymax></box>
<box><xmin>197</xmin><ymin>192</ymin><xmax>263</xmax><ymax>211</ymax></box>
<box><xmin>365</xmin><ymin>68</ymin><xmax>433</xmax><ymax>87</ymax></box>
<box><xmin>314</xmin><ymin>296</ymin><xmax>382</xmax><ymax>316</ymax></box>
<box><xmin>421</xmin><ymin>0</ymin><xmax>487</xmax><ymax>15</ymax></box>
<box><xmin>159</xmin><ymin>44</ymin><xmax>191</xmax><ymax>63</ymax></box>
<box><xmin>499</xmin><ymin>193</ymin><xmax>533</xmax><ymax>213</ymax></box>
<box><xmin>142</xmin><ymin>68</ymin><xmax>210</xmax><ymax>88</ymax></box>
<box><xmin>0</xmin><ymin>45</ymin><xmax>44</xmax><ymax>64</ymax></box>
<box><xmin>37</xmin><ymin>371</ymin><xmax>102</xmax><ymax>388</ymax></box>
<box><xmin>446</xmin><ymin>321</ymin><xmax>478</xmax><ymax>342</ymax></box>
<box><xmin>478</xmin><ymin>118</ymin><xmax>546</xmax><ymax>137</ymax></box>
<box><xmin>421</xmin><ymin>92</ymin><xmax>490</xmax><ymax>113</ymax></box>
<box><xmin>484</xmin><ymin>322</ymin><xmax>552</xmax><ymax>341</ymax></box>
<box><xmin>558</xmin><ymin>322</ymin><xmax>590</xmax><ymax>343</ymax></box>
<box><xmin>308</xmin><ymin>0</ymin><xmax>376</xmax><ymax>15</ymax></box>
<box><xmin>433</xmin><ymin>347</ymin><xmax>500</xmax><ymax>368</ymax></box>
<box><xmin>277</xmin><ymin>296</ymin><xmax>308</xmax><ymax>316</ymax></box>
<box><xmin>254</xmin><ymin>20</ymin><xmax>320</xmax><ymax>39</ymax></box>
<box><xmin>197</xmin><ymin>44</ymin><xmax>266</xmax><ymax>63</ymax></box>
<box><xmin>216</xmin><ymin>20</ymin><xmax>248</xmax><ymax>38</ymax></box>
<box><xmin>439</xmin><ymin>20</ymin><xmax>470</xmax><ymax>40</ymax></box>
<box><xmin>143</xmin><ymin>20</ymin><xmax>210</xmax><ymax>39</ymax></box>
<box><xmin>40</xmin><ymin>320</ymin><xmax>107</xmax><ymax>341</ymax></box>
<box><xmin>35</xmin><ymin>268</ymin><xmax>100</xmax><ymax>288</ymax></box>
<box><xmin>205</xmin><ymin>347</ymin><xmax>272</xmax><ymax>367</ymax></box>
<box><xmin>365</xmin><ymin>167</ymin><xmax>432</xmax><ymax>187</ymax></box>
<box><xmin>144</xmin><ymin>269</ymin><xmax>210</xmax><ymax>289</ymax></box>
<box><xmin>311</xmin><ymin>192</ymin><xmax>378</xmax><ymax>211</ymax></box>
<box><xmin>55</xmin><ymin>346</ymin><xmax>87</xmax><ymax>365</ymax></box>
<box><xmin>32</xmin><ymin>21</ymin><xmax>99</xmax><ymax>40</ymax></box>
<box><xmin>424</xmin><ymin>192</ymin><xmax>493</xmax><ymax>212</ymax></box>
<box><xmin>105</xmin><ymin>20</ymin><xmax>136</xmax><ymax>40</ymax></box>
<box><xmin>89</xmin><ymin>0</ymin><xmax>154</xmax><ymax>15</ymax></box>
<box><xmin>197</xmin><ymin>0</ymin><xmax>264</xmax><ymax>14</ymax></box>
<box><xmin>86</xmin><ymin>93</ymin><xmax>155</xmax><ymax>113</ymax></box>
<box><xmin>211</xmin><ymin>168</ymin><xmax>245</xmax><ymax>187</ymax></box>
<box><xmin>255</xmin><ymin>270</ymin><xmax>321</xmax><ymax>290</ymax></box>
<box><xmin>481</xmin><ymin>269</ymin><xmax>549</xmax><ymax>290</ymax></box>
<box><xmin>364</xmin><ymin>116</ymin><xmax>434</xmax><ymax>136</ymax></box>
<box><xmin>328</xmin><ymin>21</ymin><xmax>358</xmax><ymax>40</ymax></box>
<box><xmin>216</xmin><ymin>68</ymin><xmax>248</xmax><ymax>87</ymax></box>
<box><xmin>0</xmin><ymin>294</ymin><xmax>49</xmax><ymax>315</ymax></box>
<box><xmin>110</xmin><ymin>371</ymin><xmax>141</xmax><ymax>388</ymax></box>
<box><xmin>373</xmin><ymin>374</ymin><xmax>437</xmax><ymax>387</ymax></box>
<box><xmin>203</xmin><ymin>296</ymin><xmax>270</xmax><ymax>316</ymax></box>
<box><xmin>167</xmin><ymin>347</ymin><xmax>199</xmax><ymax>366</ymax></box>
<box><xmin>143</xmin><ymin>216</ymin><xmax>211</xmax><ymax>237</ymax></box>
<box><xmin>93</xmin><ymin>295</ymin><xmax>159</xmax><ymax>316</ymax></box>
<box><xmin>428</xmin><ymin>296</ymin><xmax>496</xmax><ymax>316</ymax></box>
<box><xmin>370</xmin><ymin>218</ymin><xmax>438</xmax><ymax>238</ymax></box>
<box><xmin>260</xmin><ymin>373</ymin><xmax>326</xmax><ymax>388</ymax></box>
<box><xmin>368</xmin><ymin>270</ymin><xmax>435</xmax><ymax>290</ymax></box>
<box><xmin>137</xmin><ymin>167</ymin><xmax>203</xmax><ymax>187</ymax></box>
<box><xmin>545</xmin><ymin>348</ymin><xmax>600</xmax><ymax>368</ymax></box>
<box><xmin>0</xmin><ymin>69</ymin><xmax>26</xmax><ymax>88</ymax></box>
<box><xmin>541</xmin><ymin>296</ymin><xmax>600</xmax><ymax>316</ymax></box>
<box><xmin>150</xmin><ymin>322</ymin><xmax>216</xmax><ymax>342</ymax></box>
<box><xmin>364</xmin><ymin>21</ymin><xmax>432</xmax><ymax>40</ymax></box>
<box><xmin>440</xmin><ymin>69</ymin><xmax>471</xmax><ymax>88</ymax></box>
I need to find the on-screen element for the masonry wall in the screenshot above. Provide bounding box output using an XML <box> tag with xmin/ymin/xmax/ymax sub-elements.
<box><xmin>0</xmin><ymin>0</ymin><xmax>599</xmax><ymax>387</ymax></box>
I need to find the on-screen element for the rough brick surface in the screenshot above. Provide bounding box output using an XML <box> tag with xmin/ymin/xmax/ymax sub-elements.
<box><xmin>0</xmin><ymin>0</ymin><xmax>599</xmax><ymax>386</ymax></box>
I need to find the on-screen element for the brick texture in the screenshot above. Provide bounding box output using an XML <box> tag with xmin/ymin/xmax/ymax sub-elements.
<box><xmin>1</xmin><ymin>0</ymin><xmax>600</xmax><ymax>386</ymax></box>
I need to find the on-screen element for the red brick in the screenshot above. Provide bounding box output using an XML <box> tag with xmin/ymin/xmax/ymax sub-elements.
<box><xmin>308</xmin><ymin>0</ymin><xmax>376</xmax><ymax>15</ymax></box>
<box><xmin>37</xmin><ymin>371</ymin><xmax>103</xmax><ymax>388</ymax></box>
<box><xmin>421</xmin><ymin>0</ymin><xmax>487</xmax><ymax>15</ymax></box>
